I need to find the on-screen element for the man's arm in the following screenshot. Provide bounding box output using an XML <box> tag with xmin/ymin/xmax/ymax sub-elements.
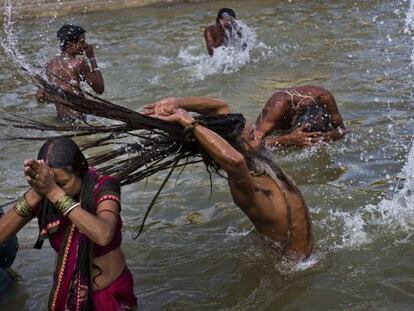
<box><xmin>319</xmin><ymin>92</ymin><xmax>347</xmax><ymax>141</ymax></box>
<box><xmin>204</xmin><ymin>27</ymin><xmax>215</xmax><ymax>56</ymax></box>
<box><xmin>79</xmin><ymin>44</ymin><xmax>105</xmax><ymax>94</ymax></box>
<box><xmin>142</xmin><ymin>97</ymin><xmax>229</xmax><ymax>116</ymax></box>
<box><xmin>255</xmin><ymin>96</ymin><xmax>317</xmax><ymax>147</ymax></box>
<box><xmin>255</xmin><ymin>96</ymin><xmax>290</xmax><ymax>135</ymax></box>
<box><xmin>156</xmin><ymin>110</ymin><xmax>256</xmax><ymax>207</ymax></box>
<box><xmin>265</xmin><ymin>130</ymin><xmax>323</xmax><ymax>147</ymax></box>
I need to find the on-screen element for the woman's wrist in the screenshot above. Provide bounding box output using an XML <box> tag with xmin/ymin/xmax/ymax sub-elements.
<box><xmin>54</xmin><ymin>193</ymin><xmax>80</xmax><ymax>216</ymax></box>
<box><xmin>25</xmin><ymin>188</ymin><xmax>43</xmax><ymax>208</ymax></box>
<box><xmin>46</xmin><ymin>185</ymin><xmax>66</xmax><ymax>204</ymax></box>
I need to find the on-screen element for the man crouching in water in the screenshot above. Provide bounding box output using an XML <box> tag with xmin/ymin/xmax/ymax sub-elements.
<box><xmin>143</xmin><ymin>97</ymin><xmax>312</xmax><ymax>260</ymax></box>
<box><xmin>37</xmin><ymin>24</ymin><xmax>105</xmax><ymax>121</ymax></box>
<box><xmin>256</xmin><ymin>85</ymin><xmax>347</xmax><ymax>147</ymax></box>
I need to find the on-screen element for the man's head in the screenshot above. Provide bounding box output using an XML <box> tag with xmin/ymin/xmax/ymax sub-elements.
<box><xmin>216</xmin><ymin>8</ymin><xmax>236</xmax><ymax>29</ymax></box>
<box><xmin>57</xmin><ymin>24</ymin><xmax>86</xmax><ymax>54</ymax></box>
<box><xmin>293</xmin><ymin>103</ymin><xmax>332</xmax><ymax>132</ymax></box>
<box><xmin>239</xmin><ymin>122</ymin><xmax>263</xmax><ymax>154</ymax></box>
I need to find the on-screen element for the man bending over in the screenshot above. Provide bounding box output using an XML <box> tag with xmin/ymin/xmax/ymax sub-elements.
<box><xmin>256</xmin><ymin>85</ymin><xmax>347</xmax><ymax>147</ymax></box>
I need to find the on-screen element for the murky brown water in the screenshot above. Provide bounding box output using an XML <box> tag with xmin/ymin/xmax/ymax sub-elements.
<box><xmin>1</xmin><ymin>0</ymin><xmax>414</xmax><ymax>310</ymax></box>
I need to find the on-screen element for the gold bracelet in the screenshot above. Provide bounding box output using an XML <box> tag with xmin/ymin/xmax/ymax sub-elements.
<box><xmin>54</xmin><ymin>194</ymin><xmax>78</xmax><ymax>215</ymax></box>
<box><xmin>184</xmin><ymin>120</ymin><xmax>206</xmax><ymax>142</ymax></box>
<box><xmin>14</xmin><ymin>196</ymin><xmax>33</xmax><ymax>218</ymax></box>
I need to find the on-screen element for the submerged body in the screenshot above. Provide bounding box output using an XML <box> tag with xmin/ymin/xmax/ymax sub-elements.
<box><xmin>256</xmin><ymin>85</ymin><xmax>347</xmax><ymax>147</ymax></box>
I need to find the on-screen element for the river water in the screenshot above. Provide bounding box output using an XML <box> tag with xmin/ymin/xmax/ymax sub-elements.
<box><xmin>0</xmin><ymin>0</ymin><xmax>414</xmax><ymax>310</ymax></box>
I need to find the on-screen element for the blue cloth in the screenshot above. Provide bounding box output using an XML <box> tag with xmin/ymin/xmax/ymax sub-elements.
<box><xmin>0</xmin><ymin>267</ymin><xmax>12</xmax><ymax>293</ymax></box>
<box><xmin>0</xmin><ymin>207</ymin><xmax>19</xmax><ymax>269</ymax></box>
<box><xmin>0</xmin><ymin>207</ymin><xmax>18</xmax><ymax>293</ymax></box>
<box><xmin>0</xmin><ymin>235</ymin><xmax>18</xmax><ymax>269</ymax></box>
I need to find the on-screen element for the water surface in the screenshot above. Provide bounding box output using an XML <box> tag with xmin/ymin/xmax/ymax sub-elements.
<box><xmin>1</xmin><ymin>0</ymin><xmax>414</xmax><ymax>310</ymax></box>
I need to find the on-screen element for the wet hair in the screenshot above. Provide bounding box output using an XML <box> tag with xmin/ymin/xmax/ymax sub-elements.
<box><xmin>217</xmin><ymin>8</ymin><xmax>236</xmax><ymax>22</ymax></box>
<box><xmin>37</xmin><ymin>137</ymin><xmax>88</xmax><ymax>176</ymax></box>
<box><xmin>13</xmin><ymin>74</ymin><xmax>247</xmax><ymax>236</ymax></box>
<box><xmin>292</xmin><ymin>104</ymin><xmax>332</xmax><ymax>132</ymax></box>
<box><xmin>57</xmin><ymin>24</ymin><xmax>86</xmax><ymax>51</ymax></box>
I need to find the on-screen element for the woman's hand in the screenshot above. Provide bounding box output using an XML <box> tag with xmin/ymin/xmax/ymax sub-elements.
<box><xmin>142</xmin><ymin>97</ymin><xmax>179</xmax><ymax>116</ymax></box>
<box><xmin>24</xmin><ymin>159</ymin><xmax>57</xmax><ymax>197</ymax></box>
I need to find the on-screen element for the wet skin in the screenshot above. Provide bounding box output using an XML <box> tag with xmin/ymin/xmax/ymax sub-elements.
<box><xmin>37</xmin><ymin>33</ymin><xmax>105</xmax><ymax>120</ymax></box>
<box><xmin>255</xmin><ymin>85</ymin><xmax>347</xmax><ymax>147</ymax></box>
<box><xmin>147</xmin><ymin>101</ymin><xmax>313</xmax><ymax>259</ymax></box>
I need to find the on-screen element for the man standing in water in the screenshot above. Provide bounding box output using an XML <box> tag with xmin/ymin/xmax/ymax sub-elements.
<box><xmin>37</xmin><ymin>24</ymin><xmax>105</xmax><ymax>121</ymax></box>
<box><xmin>204</xmin><ymin>8</ymin><xmax>243</xmax><ymax>56</ymax></box>
<box><xmin>255</xmin><ymin>85</ymin><xmax>347</xmax><ymax>147</ymax></box>
<box><xmin>144</xmin><ymin>98</ymin><xmax>313</xmax><ymax>260</ymax></box>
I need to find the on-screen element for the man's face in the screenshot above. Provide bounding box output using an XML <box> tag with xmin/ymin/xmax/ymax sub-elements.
<box><xmin>73</xmin><ymin>34</ymin><xmax>87</xmax><ymax>55</ymax></box>
<box><xmin>240</xmin><ymin>122</ymin><xmax>262</xmax><ymax>153</ymax></box>
<box><xmin>218</xmin><ymin>15</ymin><xmax>234</xmax><ymax>31</ymax></box>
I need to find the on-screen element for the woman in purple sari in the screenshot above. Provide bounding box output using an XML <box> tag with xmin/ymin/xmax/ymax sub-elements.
<box><xmin>0</xmin><ymin>138</ymin><xmax>137</xmax><ymax>310</ymax></box>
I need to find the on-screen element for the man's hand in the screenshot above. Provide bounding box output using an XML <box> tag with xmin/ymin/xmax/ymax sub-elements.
<box><xmin>286</xmin><ymin>125</ymin><xmax>326</xmax><ymax>147</ymax></box>
<box><xmin>84</xmin><ymin>43</ymin><xmax>95</xmax><ymax>59</ymax></box>
<box><xmin>151</xmin><ymin>108</ymin><xmax>194</xmax><ymax>127</ymax></box>
<box><xmin>24</xmin><ymin>159</ymin><xmax>57</xmax><ymax>197</ymax></box>
<box><xmin>142</xmin><ymin>97</ymin><xmax>179</xmax><ymax>116</ymax></box>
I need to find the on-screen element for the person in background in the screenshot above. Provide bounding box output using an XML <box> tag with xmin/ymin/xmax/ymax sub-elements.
<box><xmin>37</xmin><ymin>24</ymin><xmax>105</xmax><ymax>122</ymax></box>
<box><xmin>204</xmin><ymin>8</ymin><xmax>242</xmax><ymax>56</ymax></box>
<box><xmin>255</xmin><ymin>85</ymin><xmax>347</xmax><ymax>147</ymax></box>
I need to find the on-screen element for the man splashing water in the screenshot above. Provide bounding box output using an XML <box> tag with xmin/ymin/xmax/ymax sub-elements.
<box><xmin>204</xmin><ymin>8</ymin><xmax>248</xmax><ymax>56</ymax></box>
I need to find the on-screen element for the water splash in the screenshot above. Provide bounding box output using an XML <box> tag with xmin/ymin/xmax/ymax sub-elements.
<box><xmin>405</xmin><ymin>0</ymin><xmax>414</xmax><ymax>64</ymax></box>
<box><xmin>364</xmin><ymin>142</ymin><xmax>414</xmax><ymax>234</ymax></box>
<box><xmin>1</xmin><ymin>0</ymin><xmax>40</xmax><ymax>75</ymax></box>
<box><xmin>178</xmin><ymin>19</ymin><xmax>273</xmax><ymax>81</ymax></box>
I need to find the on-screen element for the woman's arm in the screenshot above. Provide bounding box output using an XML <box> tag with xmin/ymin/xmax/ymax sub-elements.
<box><xmin>47</xmin><ymin>186</ymin><xmax>119</xmax><ymax>247</ymax></box>
<box><xmin>25</xmin><ymin>160</ymin><xmax>119</xmax><ymax>247</ymax></box>
<box><xmin>0</xmin><ymin>189</ymin><xmax>42</xmax><ymax>243</ymax></box>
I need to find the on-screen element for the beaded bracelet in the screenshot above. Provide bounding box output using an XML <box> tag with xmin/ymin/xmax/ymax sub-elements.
<box><xmin>14</xmin><ymin>196</ymin><xmax>33</xmax><ymax>218</ymax></box>
<box><xmin>184</xmin><ymin>120</ymin><xmax>206</xmax><ymax>142</ymax></box>
<box><xmin>54</xmin><ymin>194</ymin><xmax>79</xmax><ymax>216</ymax></box>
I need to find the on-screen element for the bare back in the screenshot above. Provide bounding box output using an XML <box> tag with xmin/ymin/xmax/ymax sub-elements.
<box><xmin>228</xmin><ymin>173</ymin><xmax>312</xmax><ymax>259</ymax></box>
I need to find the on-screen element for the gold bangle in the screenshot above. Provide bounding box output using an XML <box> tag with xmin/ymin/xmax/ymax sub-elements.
<box><xmin>14</xmin><ymin>196</ymin><xmax>33</xmax><ymax>218</ymax></box>
<box><xmin>54</xmin><ymin>194</ymin><xmax>78</xmax><ymax>215</ymax></box>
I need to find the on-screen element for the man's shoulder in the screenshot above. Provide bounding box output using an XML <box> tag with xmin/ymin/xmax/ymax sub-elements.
<box><xmin>204</xmin><ymin>24</ymin><xmax>218</xmax><ymax>34</ymax></box>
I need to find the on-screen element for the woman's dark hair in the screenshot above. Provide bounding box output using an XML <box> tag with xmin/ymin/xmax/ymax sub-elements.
<box><xmin>37</xmin><ymin>138</ymin><xmax>88</xmax><ymax>176</ymax></box>
<box><xmin>57</xmin><ymin>24</ymin><xmax>86</xmax><ymax>51</ymax></box>
<box><xmin>217</xmin><ymin>8</ymin><xmax>236</xmax><ymax>22</ymax></box>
